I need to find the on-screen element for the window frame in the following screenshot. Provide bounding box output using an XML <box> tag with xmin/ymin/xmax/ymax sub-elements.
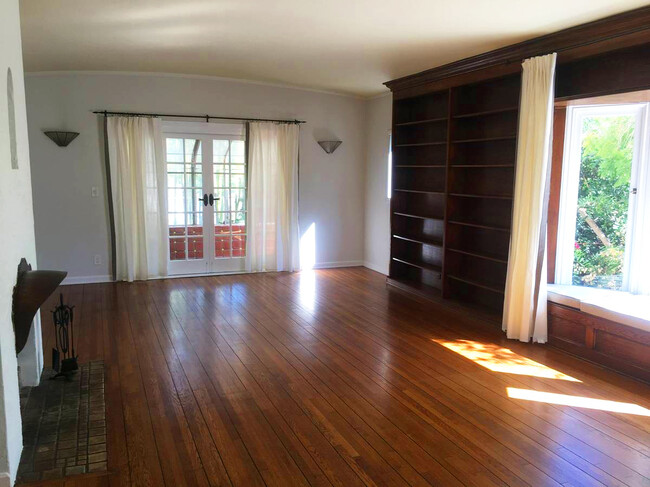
<box><xmin>555</xmin><ymin>103</ymin><xmax>648</xmax><ymax>291</ymax></box>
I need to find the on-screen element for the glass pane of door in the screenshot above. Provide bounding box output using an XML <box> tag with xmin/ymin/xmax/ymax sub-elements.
<box><xmin>212</xmin><ymin>139</ymin><xmax>246</xmax><ymax>270</ymax></box>
<box><xmin>166</xmin><ymin>137</ymin><xmax>209</xmax><ymax>273</ymax></box>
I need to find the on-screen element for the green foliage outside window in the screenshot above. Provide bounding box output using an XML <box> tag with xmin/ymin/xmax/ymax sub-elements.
<box><xmin>572</xmin><ymin>115</ymin><xmax>633</xmax><ymax>289</ymax></box>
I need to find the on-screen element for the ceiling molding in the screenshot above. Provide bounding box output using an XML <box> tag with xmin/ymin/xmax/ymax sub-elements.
<box><xmin>385</xmin><ymin>5</ymin><xmax>650</xmax><ymax>93</ymax></box>
<box><xmin>366</xmin><ymin>90</ymin><xmax>392</xmax><ymax>101</ymax></box>
<box><xmin>24</xmin><ymin>70</ymin><xmax>367</xmax><ymax>100</ymax></box>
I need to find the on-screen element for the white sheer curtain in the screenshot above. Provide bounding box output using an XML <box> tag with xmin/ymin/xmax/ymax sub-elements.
<box><xmin>107</xmin><ymin>117</ymin><xmax>168</xmax><ymax>281</ymax></box>
<box><xmin>503</xmin><ymin>53</ymin><xmax>557</xmax><ymax>343</ymax></box>
<box><xmin>246</xmin><ymin>122</ymin><xmax>300</xmax><ymax>272</ymax></box>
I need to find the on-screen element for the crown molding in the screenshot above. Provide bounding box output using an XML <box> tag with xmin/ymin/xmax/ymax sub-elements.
<box><xmin>25</xmin><ymin>70</ymin><xmax>369</xmax><ymax>100</ymax></box>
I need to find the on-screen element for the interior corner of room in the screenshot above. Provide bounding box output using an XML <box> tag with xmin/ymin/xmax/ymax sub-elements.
<box><xmin>2</xmin><ymin>1</ymin><xmax>650</xmax><ymax>486</ymax></box>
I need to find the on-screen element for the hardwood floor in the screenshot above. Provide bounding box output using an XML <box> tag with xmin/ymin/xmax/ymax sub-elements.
<box><xmin>24</xmin><ymin>267</ymin><xmax>650</xmax><ymax>486</ymax></box>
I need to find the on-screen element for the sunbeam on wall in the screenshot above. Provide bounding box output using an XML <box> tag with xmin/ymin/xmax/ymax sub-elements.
<box><xmin>300</xmin><ymin>223</ymin><xmax>316</xmax><ymax>270</ymax></box>
<box><xmin>507</xmin><ymin>388</ymin><xmax>650</xmax><ymax>416</ymax></box>
<box><xmin>434</xmin><ymin>339</ymin><xmax>580</xmax><ymax>382</ymax></box>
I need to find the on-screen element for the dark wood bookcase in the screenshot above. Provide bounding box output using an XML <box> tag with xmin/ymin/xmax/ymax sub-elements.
<box><xmin>389</xmin><ymin>76</ymin><xmax>520</xmax><ymax>315</ymax></box>
<box><xmin>390</xmin><ymin>90</ymin><xmax>449</xmax><ymax>293</ymax></box>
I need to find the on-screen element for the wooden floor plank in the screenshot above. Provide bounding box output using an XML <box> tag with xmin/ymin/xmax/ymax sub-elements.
<box><xmin>24</xmin><ymin>267</ymin><xmax>650</xmax><ymax>487</ymax></box>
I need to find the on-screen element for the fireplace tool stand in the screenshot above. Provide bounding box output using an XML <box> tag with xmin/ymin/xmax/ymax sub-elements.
<box><xmin>51</xmin><ymin>293</ymin><xmax>78</xmax><ymax>380</ymax></box>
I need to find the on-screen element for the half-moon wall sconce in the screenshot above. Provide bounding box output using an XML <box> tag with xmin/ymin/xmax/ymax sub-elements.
<box><xmin>317</xmin><ymin>140</ymin><xmax>342</xmax><ymax>154</ymax></box>
<box><xmin>44</xmin><ymin>131</ymin><xmax>79</xmax><ymax>147</ymax></box>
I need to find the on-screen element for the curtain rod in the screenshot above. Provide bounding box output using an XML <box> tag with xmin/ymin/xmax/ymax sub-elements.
<box><xmin>92</xmin><ymin>110</ymin><xmax>305</xmax><ymax>124</ymax></box>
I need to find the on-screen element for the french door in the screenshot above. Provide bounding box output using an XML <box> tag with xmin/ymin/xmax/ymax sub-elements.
<box><xmin>163</xmin><ymin>122</ymin><xmax>247</xmax><ymax>275</ymax></box>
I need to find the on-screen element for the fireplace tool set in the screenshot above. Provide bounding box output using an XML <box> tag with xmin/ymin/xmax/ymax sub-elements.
<box><xmin>51</xmin><ymin>293</ymin><xmax>78</xmax><ymax>379</ymax></box>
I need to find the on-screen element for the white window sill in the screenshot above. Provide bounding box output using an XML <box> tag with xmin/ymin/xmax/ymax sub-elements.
<box><xmin>548</xmin><ymin>284</ymin><xmax>650</xmax><ymax>333</ymax></box>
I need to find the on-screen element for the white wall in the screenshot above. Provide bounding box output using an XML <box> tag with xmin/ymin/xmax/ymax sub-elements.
<box><xmin>0</xmin><ymin>0</ymin><xmax>39</xmax><ymax>484</ymax></box>
<box><xmin>25</xmin><ymin>73</ymin><xmax>367</xmax><ymax>281</ymax></box>
<box><xmin>363</xmin><ymin>94</ymin><xmax>392</xmax><ymax>275</ymax></box>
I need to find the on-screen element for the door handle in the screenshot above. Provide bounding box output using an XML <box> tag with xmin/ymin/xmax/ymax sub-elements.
<box><xmin>199</xmin><ymin>194</ymin><xmax>221</xmax><ymax>206</ymax></box>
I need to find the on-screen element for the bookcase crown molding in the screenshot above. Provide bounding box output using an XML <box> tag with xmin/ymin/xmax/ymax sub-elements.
<box><xmin>385</xmin><ymin>5</ymin><xmax>650</xmax><ymax>95</ymax></box>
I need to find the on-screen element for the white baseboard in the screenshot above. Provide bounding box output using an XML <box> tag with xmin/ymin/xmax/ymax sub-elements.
<box><xmin>0</xmin><ymin>471</ymin><xmax>12</xmax><ymax>487</ymax></box>
<box><xmin>312</xmin><ymin>260</ymin><xmax>364</xmax><ymax>269</ymax></box>
<box><xmin>363</xmin><ymin>261</ymin><xmax>388</xmax><ymax>275</ymax></box>
<box><xmin>61</xmin><ymin>274</ymin><xmax>112</xmax><ymax>285</ymax></box>
<box><xmin>60</xmin><ymin>263</ymin><xmax>365</xmax><ymax>284</ymax></box>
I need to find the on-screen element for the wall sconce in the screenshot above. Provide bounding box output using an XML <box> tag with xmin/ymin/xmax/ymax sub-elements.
<box><xmin>44</xmin><ymin>131</ymin><xmax>79</xmax><ymax>147</ymax></box>
<box><xmin>318</xmin><ymin>140</ymin><xmax>342</xmax><ymax>154</ymax></box>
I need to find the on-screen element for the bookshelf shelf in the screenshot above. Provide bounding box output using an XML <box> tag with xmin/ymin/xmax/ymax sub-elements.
<box><xmin>395</xmin><ymin>117</ymin><xmax>447</xmax><ymax>126</ymax></box>
<box><xmin>452</xmin><ymin>106</ymin><xmax>519</xmax><ymax>119</ymax></box>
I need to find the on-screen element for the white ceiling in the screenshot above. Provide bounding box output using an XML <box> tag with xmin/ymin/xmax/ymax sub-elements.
<box><xmin>19</xmin><ymin>0</ymin><xmax>650</xmax><ymax>97</ymax></box>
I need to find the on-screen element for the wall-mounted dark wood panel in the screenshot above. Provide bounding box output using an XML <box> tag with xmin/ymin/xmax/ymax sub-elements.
<box><xmin>548</xmin><ymin>303</ymin><xmax>650</xmax><ymax>384</ymax></box>
<box><xmin>556</xmin><ymin>43</ymin><xmax>650</xmax><ymax>100</ymax></box>
<box><xmin>547</xmin><ymin>311</ymin><xmax>587</xmax><ymax>345</ymax></box>
<box><xmin>595</xmin><ymin>330</ymin><xmax>650</xmax><ymax>369</ymax></box>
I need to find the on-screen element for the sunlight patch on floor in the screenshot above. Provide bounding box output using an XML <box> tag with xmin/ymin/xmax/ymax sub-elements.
<box><xmin>298</xmin><ymin>270</ymin><xmax>317</xmax><ymax>312</ymax></box>
<box><xmin>507</xmin><ymin>387</ymin><xmax>650</xmax><ymax>416</ymax></box>
<box><xmin>433</xmin><ymin>339</ymin><xmax>580</xmax><ymax>382</ymax></box>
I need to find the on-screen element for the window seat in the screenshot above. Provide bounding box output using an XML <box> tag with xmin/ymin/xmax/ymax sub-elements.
<box><xmin>548</xmin><ymin>284</ymin><xmax>650</xmax><ymax>333</ymax></box>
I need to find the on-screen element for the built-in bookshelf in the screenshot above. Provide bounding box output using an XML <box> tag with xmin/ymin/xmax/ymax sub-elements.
<box><xmin>390</xmin><ymin>90</ymin><xmax>449</xmax><ymax>293</ymax></box>
<box><xmin>388</xmin><ymin>75</ymin><xmax>520</xmax><ymax>316</ymax></box>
